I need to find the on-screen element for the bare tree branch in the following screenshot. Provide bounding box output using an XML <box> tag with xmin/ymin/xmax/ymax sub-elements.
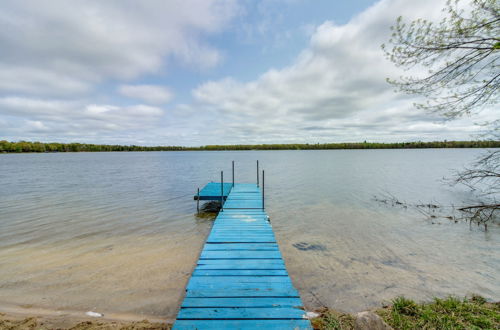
<box><xmin>383</xmin><ymin>0</ymin><xmax>500</xmax><ymax>229</ymax></box>
<box><xmin>382</xmin><ymin>0</ymin><xmax>499</xmax><ymax>117</ymax></box>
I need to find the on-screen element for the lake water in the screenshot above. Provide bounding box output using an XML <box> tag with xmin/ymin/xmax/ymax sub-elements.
<box><xmin>0</xmin><ymin>150</ymin><xmax>498</xmax><ymax>321</ymax></box>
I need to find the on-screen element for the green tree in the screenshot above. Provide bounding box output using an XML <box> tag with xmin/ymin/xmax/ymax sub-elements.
<box><xmin>383</xmin><ymin>0</ymin><xmax>499</xmax><ymax>227</ymax></box>
<box><xmin>383</xmin><ymin>0</ymin><xmax>499</xmax><ymax>118</ymax></box>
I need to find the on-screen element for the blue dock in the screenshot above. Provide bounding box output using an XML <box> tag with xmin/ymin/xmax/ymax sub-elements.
<box><xmin>173</xmin><ymin>181</ymin><xmax>311</xmax><ymax>329</ymax></box>
<box><xmin>194</xmin><ymin>182</ymin><xmax>233</xmax><ymax>201</ymax></box>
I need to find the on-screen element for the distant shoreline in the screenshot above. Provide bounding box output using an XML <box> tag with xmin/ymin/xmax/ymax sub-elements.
<box><xmin>1</xmin><ymin>140</ymin><xmax>499</xmax><ymax>153</ymax></box>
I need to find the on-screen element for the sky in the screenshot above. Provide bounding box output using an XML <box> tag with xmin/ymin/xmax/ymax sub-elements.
<box><xmin>0</xmin><ymin>0</ymin><xmax>496</xmax><ymax>146</ymax></box>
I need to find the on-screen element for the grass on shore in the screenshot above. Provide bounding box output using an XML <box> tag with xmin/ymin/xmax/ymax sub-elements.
<box><xmin>311</xmin><ymin>309</ymin><xmax>355</xmax><ymax>329</ymax></box>
<box><xmin>312</xmin><ymin>296</ymin><xmax>500</xmax><ymax>330</ymax></box>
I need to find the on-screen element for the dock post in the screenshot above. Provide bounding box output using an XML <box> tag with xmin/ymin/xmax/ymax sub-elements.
<box><xmin>221</xmin><ymin>171</ymin><xmax>224</xmax><ymax>212</ymax></box>
<box><xmin>197</xmin><ymin>187</ymin><xmax>200</xmax><ymax>213</ymax></box>
<box><xmin>232</xmin><ymin>161</ymin><xmax>234</xmax><ymax>187</ymax></box>
<box><xmin>257</xmin><ymin>160</ymin><xmax>259</xmax><ymax>187</ymax></box>
<box><xmin>262</xmin><ymin>170</ymin><xmax>265</xmax><ymax>210</ymax></box>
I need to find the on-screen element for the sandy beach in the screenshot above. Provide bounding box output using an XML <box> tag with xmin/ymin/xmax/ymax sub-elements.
<box><xmin>0</xmin><ymin>303</ymin><xmax>171</xmax><ymax>329</ymax></box>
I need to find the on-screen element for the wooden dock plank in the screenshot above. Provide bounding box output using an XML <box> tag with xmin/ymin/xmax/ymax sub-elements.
<box><xmin>211</xmin><ymin>227</ymin><xmax>273</xmax><ymax>231</ymax></box>
<box><xmin>196</xmin><ymin>264</ymin><xmax>286</xmax><ymax>270</ymax></box>
<box><xmin>206</xmin><ymin>238</ymin><xmax>277</xmax><ymax>243</ymax></box>
<box><xmin>188</xmin><ymin>276</ymin><xmax>292</xmax><ymax>284</ymax></box>
<box><xmin>208</xmin><ymin>231</ymin><xmax>274</xmax><ymax>236</ymax></box>
<box><xmin>192</xmin><ymin>269</ymin><xmax>288</xmax><ymax>276</ymax></box>
<box><xmin>200</xmin><ymin>251</ymin><xmax>282</xmax><ymax>259</ymax></box>
<box><xmin>185</xmin><ymin>288</ymin><xmax>299</xmax><ymax>297</ymax></box>
<box><xmin>202</xmin><ymin>243</ymin><xmax>279</xmax><ymax>250</ymax></box>
<box><xmin>216</xmin><ymin>215</ymin><xmax>268</xmax><ymax>218</ymax></box>
<box><xmin>218</xmin><ymin>210</ymin><xmax>266</xmax><ymax>214</ymax></box>
<box><xmin>177</xmin><ymin>307</ymin><xmax>305</xmax><ymax>319</ymax></box>
<box><xmin>187</xmin><ymin>284</ymin><xmax>295</xmax><ymax>291</ymax></box>
<box><xmin>173</xmin><ymin>319</ymin><xmax>312</xmax><ymax>329</ymax></box>
<box><xmin>214</xmin><ymin>222</ymin><xmax>269</xmax><ymax>225</ymax></box>
<box><xmin>215</xmin><ymin>220</ymin><xmax>269</xmax><ymax>223</ymax></box>
<box><xmin>187</xmin><ymin>282</ymin><xmax>294</xmax><ymax>292</ymax></box>
<box><xmin>207</xmin><ymin>233</ymin><xmax>275</xmax><ymax>238</ymax></box>
<box><xmin>197</xmin><ymin>259</ymin><xmax>284</xmax><ymax>266</ymax></box>
<box><xmin>181</xmin><ymin>297</ymin><xmax>303</xmax><ymax>308</ymax></box>
<box><xmin>211</xmin><ymin>228</ymin><xmax>271</xmax><ymax>231</ymax></box>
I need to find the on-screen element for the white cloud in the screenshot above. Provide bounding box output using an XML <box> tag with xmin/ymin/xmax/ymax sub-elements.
<box><xmin>0</xmin><ymin>65</ymin><xmax>91</xmax><ymax>96</ymax></box>
<box><xmin>0</xmin><ymin>0</ymin><xmax>238</xmax><ymax>96</ymax></box>
<box><xmin>118</xmin><ymin>85</ymin><xmax>174</xmax><ymax>104</ymax></box>
<box><xmin>186</xmin><ymin>0</ymin><xmax>490</xmax><ymax>144</ymax></box>
<box><xmin>0</xmin><ymin>0</ymin><xmax>239</xmax><ymax>143</ymax></box>
<box><xmin>0</xmin><ymin>96</ymin><xmax>164</xmax><ymax>137</ymax></box>
<box><xmin>25</xmin><ymin>120</ymin><xmax>50</xmax><ymax>133</ymax></box>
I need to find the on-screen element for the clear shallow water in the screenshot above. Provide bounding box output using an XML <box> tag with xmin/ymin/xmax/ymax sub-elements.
<box><xmin>0</xmin><ymin>150</ymin><xmax>498</xmax><ymax>319</ymax></box>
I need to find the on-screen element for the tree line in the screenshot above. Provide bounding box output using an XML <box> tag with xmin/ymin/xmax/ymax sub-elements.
<box><xmin>1</xmin><ymin>140</ymin><xmax>499</xmax><ymax>153</ymax></box>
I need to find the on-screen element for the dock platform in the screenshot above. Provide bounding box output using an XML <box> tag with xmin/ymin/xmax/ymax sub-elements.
<box><xmin>173</xmin><ymin>182</ymin><xmax>311</xmax><ymax>329</ymax></box>
<box><xmin>194</xmin><ymin>182</ymin><xmax>233</xmax><ymax>200</ymax></box>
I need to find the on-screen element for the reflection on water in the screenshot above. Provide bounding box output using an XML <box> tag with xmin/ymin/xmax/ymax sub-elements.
<box><xmin>0</xmin><ymin>150</ymin><xmax>498</xmax><ymax>319</ymax></box>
